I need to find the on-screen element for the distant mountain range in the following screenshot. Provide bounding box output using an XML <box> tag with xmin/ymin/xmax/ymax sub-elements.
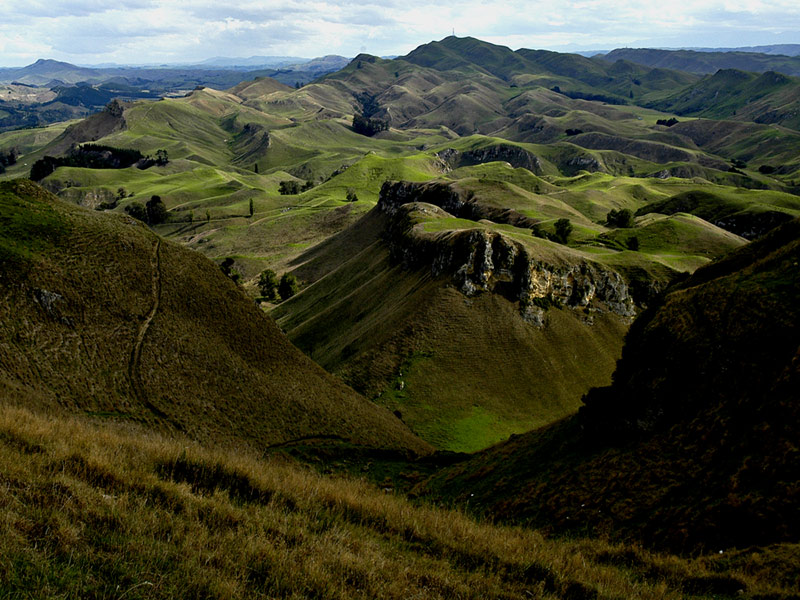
<box><xmin>0</xmin><ymin>55</ymin><xmax>353</xmax><ymax>132</ymax></box>
<box><xmin>0</xmin><ymin>55</ymin><xmax>351</xmax><ymax>87</ymax></box>
<box><xmin>687</xmin><ymin>43</ymin><xmax>800</xmax><ymax>56</ymax></box>
<box><xmin>195</xmin><ymin>55</ymin><xmax>309</xmax><ymax>68</ymax></box>
<box><xmin>597</xmin><ymin>47</ymin><xmax>800</xmax><ymax>76</ymax></box>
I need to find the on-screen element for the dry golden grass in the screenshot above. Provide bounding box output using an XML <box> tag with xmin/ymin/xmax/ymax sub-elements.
<box><xmin>1</xmin><ymin>403</ymin><xmax>791</xmax><ymax>599</ymax></box>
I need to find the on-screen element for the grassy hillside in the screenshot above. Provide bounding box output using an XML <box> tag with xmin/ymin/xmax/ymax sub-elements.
<box><xmin>635</xmin><ymin>187</ymin><xmax>800</xmax><ymax>239</ymax></box>
<box><xmin>273</xmin><ymin>176</ymin><xmax>699</xmax><ymax>452</ymax></box>
<box><xmin>5</xmin><ymin>403</ymin><xmax>798</xmax><ymax>599</ymax></box>
<box><xmin>421</xmin><ymin>218</ymin><xmax>800</xmax><ymax>552</ymax></box>
<box><xmin>2</xmin><ymin>39</ymin><xmax>800</xmax><ymax>596</ymax></box>
<box><xmin>649</xmin><ymin>70</ymin><xmax>800</xmax><ymax>132</ymax></box>
<box><xmin>1</xmin><ymin>37</ymin><xmax>797</xmax><ymax>454</ymax></box>
<box><xmin>0</xmin><ymin>179</ymin><xmax>428</xmax><ymax>455</ymax></box>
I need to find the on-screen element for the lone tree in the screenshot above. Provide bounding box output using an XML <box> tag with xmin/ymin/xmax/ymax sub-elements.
<box><xmin>258</xmin><ymin>269</ymin><xmax>279</xmax><ymax>301</ymax></box>
<box><xmin>220</xmin><ymin>257</ymin><xmax>242</xmax><ymax>285</ymax></box>
<box><xmin>278</xmin><ymin>273</ymin><xmax>299</xmax><ymax>301</ymax></box>
<box><xmin>346</xmin><ymin>188</ymin><xmax>358</xmax><ymax>202</ymax></box>
<box><xmin>554</xmin><ymin>218</ymin><xmax>573</xmax><ymax>245</ymax></box>
<box><xmin>146</xmin><ymin>195</ymin><xmax>168</xmax><ymax>225</ymax></box>
<box><xmin>249</xmin><ymin>198</ymin><xmax>254</xmax><ymax>218</ymax></box>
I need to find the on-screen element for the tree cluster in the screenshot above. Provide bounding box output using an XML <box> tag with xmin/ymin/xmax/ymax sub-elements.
<box><xmin>258</xmin><ymin>269</ymin><xmax>299</xmax><ymax>302</ymax></box>
<box><xmin>606</xmin><ymin>208</ymin><xmax>635</xmax><ymax>228</ymax></box>
<box><xmin>550</xmin><ymin>87</ymin><xmax>627</xmax><ymax>105</ymax></box>
<box><xmin>30</xmin><ymin>144</ymin><xmax>146</xmax><ymax>181</ymax></box>
<box><xmin>355</xmin><ymin>92</ymin><xmax>380</xmax><ymax>118</ymax></box>
<box><xmin>124</xmin><ymin>195</ymin><xmax>168</xmax><ymax>225</ymax></box>
<box><xmin>554</xmin><ymin>218</ymin><xmax>573</xmax><ymax>244</ymax></box>
<box><xmin>0</xmin><ymin>147</ymin><xmax>18</xmax><ymax>174</ymax></box>
<box><xmin>656</xmin><ymin>118</ymin><xmax>679</xmax><ymax>127</ymax></box>
<box><xmin>135</xmin><ymin>148</ymin><xmax>169</xmax><ymax>170</ymax></box>
<box><xmin>279</xmin><ymin>180</ymin><xmax>314</xmax><ymax>195</ymax></box>
<box><xmin>352</xmin><ymin>114</ymin><xmax>389</xmax><ymax>137</ymax></box>
<box><xmin>730</xmin><ymin>158</ymin><xmax>747</xmax><ymax>169</ymax></box>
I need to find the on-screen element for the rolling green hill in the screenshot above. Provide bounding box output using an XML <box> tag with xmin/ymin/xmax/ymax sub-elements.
<box><xmin>421</xmin><ymin>218</ymin><xmax>800</xmax><ymax>551</ymax></box>
<box><xmin>0</xmin><ymin>179</ymin><xmax>429</xmax><ymax>455</ymax></box>
<box><xmin>2</xmin><ymin>36</ymin><xmax>800</xmax><ymax>596</ymax></box>
<box><xmin>2</xmin><ymin>37</ymin><xmax>798</xmax><ymax>289</ymax></box>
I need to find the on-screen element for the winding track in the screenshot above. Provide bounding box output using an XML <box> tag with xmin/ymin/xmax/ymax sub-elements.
<box><xmin>127</xmin><ymin>238</ymin><xmax>170</xmax><ymax>420</ymax></box>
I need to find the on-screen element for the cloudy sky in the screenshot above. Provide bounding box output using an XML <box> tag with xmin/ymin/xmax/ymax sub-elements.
<box><xmin>1</xmin><ymin>0</ymin><xmax>798</xmax><ymax>66</ymax></box>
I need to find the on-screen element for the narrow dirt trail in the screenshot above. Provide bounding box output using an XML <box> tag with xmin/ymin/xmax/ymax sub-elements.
<box><xmin>128</xmin><ymin>238</ymin><xmax>169</xmax><ymax>420</ymax></box>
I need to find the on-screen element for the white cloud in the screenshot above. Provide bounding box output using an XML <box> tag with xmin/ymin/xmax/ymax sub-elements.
<box><xmin>0</xmin><ymin>0</ymin><xmax>797</xmax><ymax>66</ymax></box>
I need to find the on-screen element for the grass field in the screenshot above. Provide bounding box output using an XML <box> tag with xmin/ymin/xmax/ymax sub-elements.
<box><xmin>2</xmin><ymin>403</ymin><xmax>796</xmax><ymax>599</ymax></box>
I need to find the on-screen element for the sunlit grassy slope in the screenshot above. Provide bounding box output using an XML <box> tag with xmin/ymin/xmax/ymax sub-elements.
<box><xmin>277</xmin><ymin>235</ymin><xmax>628</xmax><ymax>452</ymax></box>
<box><xmin>274</xmin><ymin>176</ymin><xmax>704</xmax><ymax>452</ymax></box>
<box><xmin>2</xmin><ymin>403</ymin><xmax>798</xmax><ymax>599</ymax></box>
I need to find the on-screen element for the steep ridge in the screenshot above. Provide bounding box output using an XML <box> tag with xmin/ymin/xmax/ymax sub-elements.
<box><xmin>273</xmin><ymin>180</ymin><xmax>680</xmax><ymax>452</ymax></box>
<box><xmin>420</xmin><ymin>218</ymin><xmax>800</xmax><ymax>551</ymax></box>
<box><xmin>0</xmin><ymin>180</ymin><xmax>429</xmax><ymax>455</ymax></box>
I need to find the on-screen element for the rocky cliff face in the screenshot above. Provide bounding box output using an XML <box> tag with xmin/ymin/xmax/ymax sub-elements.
<box><xmin>379</xmin><ymin>181</ymin><xmax>638</xmax><ymax>326</ymax></box>
<box><xmin>379</xmin><ymin>180</ymin><xmax>538</xmax><ymax>229</ymax></box>
<box><xmin>436</xmin><ymin>143</ymin><xmax>543</xmax><ymax>174</ymax></box>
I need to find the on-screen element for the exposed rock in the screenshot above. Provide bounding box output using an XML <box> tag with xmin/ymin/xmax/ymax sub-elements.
<box><xmin>32</xmin><ymin>288</ymin><xmax>72</xmax><ymax>326</ymax></box>
<box><xmin>435</xmin><ymin>143</ymin><xmax>543</xmax><ymax>174</ymax></box>
<box><xmin>58</xmin><ymin>187</ymin><xmax>115</xmax><ymax>209</ymax></box>
<box><xmin>566</xmin><ymin>155</ymin><xmax>603</xmax><ymax>172</ymax></box>
<box><xmin>378</xmin><ymin>182</ymin><xmax>638</xmax><ymax>325</ymax></box>
<box><xmin>380</xmin><ymin>180</ymin><xmax>538</xmax><ymax>230</ymax></box>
